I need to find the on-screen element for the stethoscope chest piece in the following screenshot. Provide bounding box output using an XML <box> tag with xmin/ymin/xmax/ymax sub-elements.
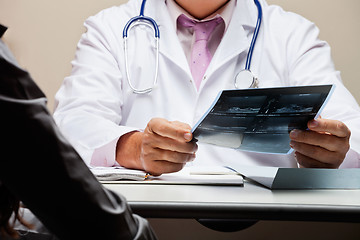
<box><xmin>234</xmin><ymin>69</ymin><xmax>259</xmax><ymax>89</ymax></box>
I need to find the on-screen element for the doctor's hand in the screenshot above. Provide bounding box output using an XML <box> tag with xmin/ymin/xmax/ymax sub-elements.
<box><xmin>289</xmin><ymin>118</ymin><xmax>351</xmax><ymax>169</ymax></box>
<box><xmin>116</xmin><ymin>118</ymin><xmax>198</xmax><ymax>176</ymax></box>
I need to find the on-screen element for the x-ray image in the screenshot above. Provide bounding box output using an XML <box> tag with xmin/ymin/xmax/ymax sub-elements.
<box><xmin>192</xmin><ymin>85</ymin><xmax>333</xmax><ymax>154</ymax></box>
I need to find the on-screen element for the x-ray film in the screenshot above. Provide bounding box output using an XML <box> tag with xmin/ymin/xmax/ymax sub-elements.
<box><xmin>191</xmin><ymin>85</ymin><xmax>334</xmax><ymax>154</ymax></box>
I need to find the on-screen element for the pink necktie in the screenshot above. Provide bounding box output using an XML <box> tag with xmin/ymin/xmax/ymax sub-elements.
<box><xmin>178</xmin><ymin>14</ymin><xmax>222</xmax><ymax>90</ymax></box>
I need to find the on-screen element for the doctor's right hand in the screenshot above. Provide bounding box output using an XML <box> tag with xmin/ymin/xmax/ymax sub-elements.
<box><xmin>116</xmin><ymin>118</ymin><xmax>198</xmax><ymax>176</ymax></box>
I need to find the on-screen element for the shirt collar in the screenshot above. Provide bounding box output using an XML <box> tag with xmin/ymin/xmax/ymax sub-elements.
<box><xmin>0</xmin><ymin>24</ymin><xmax>8</xmax><ymax>38</ymax></box>
<box><xmin>166</xmin><ymin>0</ymin><xmax>235</xmax><ymax>31</ymax></box>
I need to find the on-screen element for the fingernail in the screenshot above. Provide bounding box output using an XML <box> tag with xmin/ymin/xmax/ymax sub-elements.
<box><xmin>290</xmin><ymin>130</ymin><xmax>298</xmax><ymax>138</ymax></box>
<box><xmin>309</xmin><ymin>120</ymin><xmax>319</xmax><ymax>128</ymax></box>
<box><xmin>184</xmin><ymin>132</ymin><xmax>192</xmax><ymax>141</ymax></box>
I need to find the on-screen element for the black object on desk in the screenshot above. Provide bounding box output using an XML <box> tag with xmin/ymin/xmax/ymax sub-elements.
<box><xmin>272</xmin><ymin>168</ymin><xmax>360</xmax><ymax>189</ymax></box>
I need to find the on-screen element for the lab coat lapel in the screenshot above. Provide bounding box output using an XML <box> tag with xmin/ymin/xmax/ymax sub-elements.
<box><xmin>147</xmin><ymin>0</ymin><xmax>191</xmax><ymax>77</ymax></box>
<box><xmin>208</xmin><ymin>0</ymin><xmax>258</xmax><ymax>75</ymax></box>
<box><xmin>144</xmin><ymin>0</ymin><xmax>259</xmax><ymax>80</ymax></box>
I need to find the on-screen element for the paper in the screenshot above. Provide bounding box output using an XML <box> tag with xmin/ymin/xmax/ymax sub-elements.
<box><xmin>97</xmin><ymin>166</ymin><xmax>244</xmax><ymax>186</ymax></box>
<box><xmin>192</xmin><ymin>85</ymin><xmax>334</xmax><ymax>154</ymax></box>
<box><xmin>144</xmin><ymin>166</ymin><xmax>243</xmax><ymax>186</ymax></box>
<box><xmin>90</xmin><ymin>166</ymin><xmax>148</xmax><ymax>181</ymax></box>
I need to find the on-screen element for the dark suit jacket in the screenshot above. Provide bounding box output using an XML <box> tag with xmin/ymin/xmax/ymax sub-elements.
<box><xmin>0</xmin><ymin>25</ymin><xmax>157</xmax><ymax>240</ymax></box>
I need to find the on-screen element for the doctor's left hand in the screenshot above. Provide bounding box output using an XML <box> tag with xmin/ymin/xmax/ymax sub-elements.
<box><xmin>289</xmin><ymin>118</ymin><xmax>351</xmax><ymax>168</ymax></box>
<box><xmin>116</xmin><ymin>118</ymin><xmax>198</xmax><ymax>176</ymax></box>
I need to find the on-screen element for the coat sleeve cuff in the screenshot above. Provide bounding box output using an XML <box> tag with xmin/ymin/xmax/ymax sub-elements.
<box><xmin>90</xmin><ymin>128</ymin><xmax>141</xmax><ymax>167</ymax></box>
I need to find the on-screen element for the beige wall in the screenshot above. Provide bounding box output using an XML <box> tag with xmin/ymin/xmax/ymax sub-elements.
<box><xmin>0</xmin><ymin>0</ymin><xmax>359</xmax><ymax>111</ymax></box>
<box><xmin>0</xmin><ymin>0</ymin><xmax>126</xmax><ymax>110</ymax></box>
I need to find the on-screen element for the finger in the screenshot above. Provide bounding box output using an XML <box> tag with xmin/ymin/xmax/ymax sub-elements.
<box><xmin>145</xmin><ymin>161</ymin><xmax>187</xmax><ymax>176</ymax></box>
<box><xmin>168</xmin><ymin>121</ymin><xmax>193</xmax><ymax>141</ymax></box>
<box><xmin>143</xmin><ymin>129</ymin><xmax>198</xmax><ymax>153</ymax></box>
<box><xmin>141</xmin><ymin>152</ymin><xmax>195</xmax><ymax>176</ymax></box>
<box><xmin>294</xmin><ymin>152</ymin><xmax>337</xmax><ymax>168</ymax></box>
<box><xmin>156</xmin><ymin>138</ymin><xmax>198</xmax><ymax>154</ymax></box>
<box><xmin>308</xmin><ymin>118</ymin><xmax>351</xmax><ymax>138</ymax></box>
<box><xmin>171</xmin><ymin>121</ymin><xmax>192</xmax><ymax>132</ymax></box>
<box><xmin>141</xmin><ymin>147</ymin><xmax>196</xmax><ymax>165</ymax></box>
<box><xmin>290</xmin><ymin>140</ymin><xmax>345</xmax><ymax>167</ymax></box>
<box><xmin>289</xmin><ymin>129</ymin><xmax>349</xmax><ymax>152</ymax></box>
<box><xmin>147</xmin><ymin>118</ymin><xmax>193</xmax><ymax>142</ymax></box>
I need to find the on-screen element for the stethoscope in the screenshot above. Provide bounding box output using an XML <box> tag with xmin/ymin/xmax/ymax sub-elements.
<box><xmin>123</xmin><ymin>0</ymin><xmax>262</xmax><ymax>94</ymax></box>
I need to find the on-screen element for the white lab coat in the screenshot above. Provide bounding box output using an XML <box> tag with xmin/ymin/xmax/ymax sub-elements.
<box><xmin>54</xmin><ymin>0</ymin><xmax>360</xmax><ymax>168</ymax></box>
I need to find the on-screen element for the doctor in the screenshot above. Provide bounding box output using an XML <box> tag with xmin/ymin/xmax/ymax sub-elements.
<box><xmin>54</xmin><ymin>0</ymin><xmax>360</xmax><ymax>176</ymax></box>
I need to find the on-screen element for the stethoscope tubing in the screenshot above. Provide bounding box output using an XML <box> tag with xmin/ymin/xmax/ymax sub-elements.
<box><xmin>123</xmin><ymin>0</ymin><xmax>160</xmax><ymax>93</ymax></box>
<box><xmin>123</xmin><ymin>0</ymin><xmax>262</xmax><ymax>93</ymax></box>
<box><xmin>123</xmin><ymin>0</ymin><xmax>160</xmax><ymax>38</ymax></box>
<box><xmin>245</xmin><ymin>0</ymin><xmax>262</xmax><ymax>71</ymax></box>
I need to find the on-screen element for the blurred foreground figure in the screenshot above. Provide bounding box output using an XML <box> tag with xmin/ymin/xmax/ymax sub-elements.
<box><xmin>0</xmin><ymin>24</ymin><xmax>157</xmax><ymax>240</ymax></box>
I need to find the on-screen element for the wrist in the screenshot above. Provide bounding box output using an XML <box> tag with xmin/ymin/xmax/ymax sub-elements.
<box><xmin>115</xmin><ymin>131</ymin><xmax>143</xmax><ymax>170</ymax></box>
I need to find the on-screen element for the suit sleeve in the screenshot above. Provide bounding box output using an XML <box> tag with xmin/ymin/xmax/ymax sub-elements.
<box><xmin>0</xmin><ymin>39</ymin><xmax>157</xmax><ymax>240</ymax></box>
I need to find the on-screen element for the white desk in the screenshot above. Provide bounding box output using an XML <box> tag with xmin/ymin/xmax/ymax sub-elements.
<box><xmin>104</xmin><ymin>180</ymin><xmax>360</xmax><ymax>222</ymax></box>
